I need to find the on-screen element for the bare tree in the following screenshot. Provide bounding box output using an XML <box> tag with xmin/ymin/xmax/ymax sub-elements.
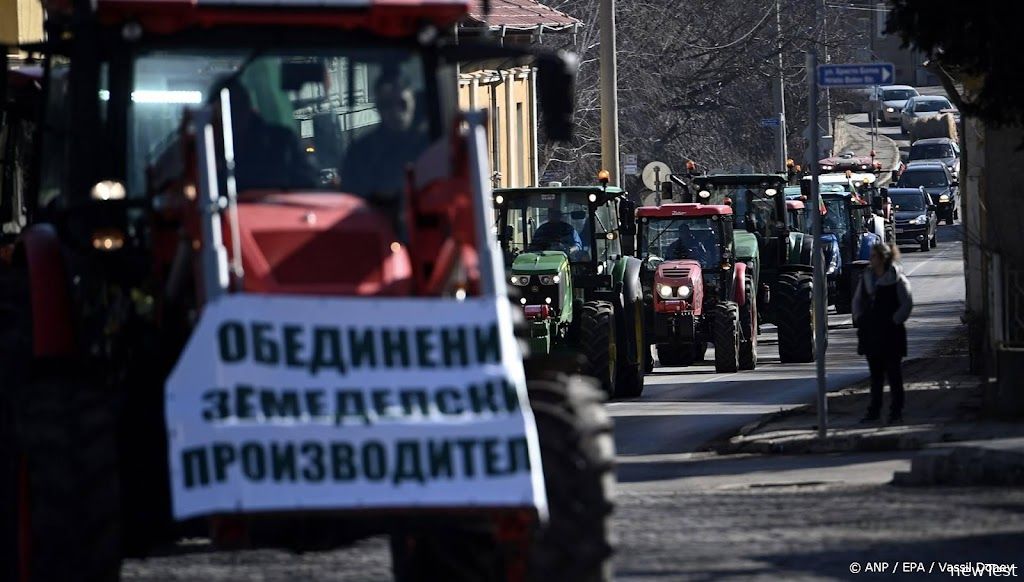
<box><xmin>538</xmin><ymin>0</ymin><xmax>869</xmax><ymax>187</ymax></box>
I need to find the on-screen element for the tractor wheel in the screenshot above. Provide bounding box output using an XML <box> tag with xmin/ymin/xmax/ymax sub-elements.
<box><xmin>656</xmin><ymin>344</ymin><xmax>692</xmax><ymax>367</ymax></box>
<box><xmin>1</xmin><ymin>264</ymin><xmax>121</xmax><ymax>582</ymax></box>
<box><xmin>738</xmin><ymin>277</ymin><xmax>757</xmax><ymax>370</ymax></box>
<box><xmin>775</xmin><ymin>272</ymin><xmax>815</xmax><ymax>363</ymax></box>
<box><xmin>710</xmin><ymin>302</ymin><xmax>740</xmax><ymax>373</ymax></box>
<box><xmin>580</xmin><ymin>301</ymin><xmax>617</xmax><ymax>397</ymax></box>
<box><xmin>526</xmin><ymin>373</ymin><xmax>615</xmax><ymax>582</ymax></box>
<box><xmin>834</xmin><ymin>275</ymin><xmax>853</xmax><ymax>315</ymax></box>
<box><xmin>643</xmin><ymin>344</ymin><xmax>654</xmax><ymax>374</ymax></box>
<box><xmin>614</xmin><ymin>299</ymin><xmax>645</xmax><ymax>398</ymax></box>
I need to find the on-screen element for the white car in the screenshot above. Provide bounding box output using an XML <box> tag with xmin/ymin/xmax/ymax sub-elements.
<box><xmin>900</xmin><ymin>95</ymin><xmax>960</xmax><ymax>134</ymax></box>
<box><xmin>870</xmin><ymin>85</ymin><xmax>919</xmax><ymax>124</ymax></box>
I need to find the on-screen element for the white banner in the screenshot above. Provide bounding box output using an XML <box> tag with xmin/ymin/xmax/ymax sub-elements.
<box><xmin>165</xmin><ymin>295</ymin><xmax>545</xmax><ymax>520</ymax></box>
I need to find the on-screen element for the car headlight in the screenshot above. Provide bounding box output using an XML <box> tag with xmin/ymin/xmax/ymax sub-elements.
<box><xmin>886</xmin><ymin>107</ymin><xmax>895</xmax><ymax>112</ymax></box>
<box><xmin>539</xmin><ymin>274</ymin><xmax>560</xmax><ymax>285</ymax></box>
<box><xmin>911</xmin><ymin>214</ymin><xmax>928</xmax><ymax>225</ymax></box>
<box><xmin>939</xmin><ymin>194</ymin><xmax>950</xmax><ymax>203</ymax></box>
<box><xmin>510</xmin><ymin>275</ymin><xmax>531</xmax><ymax>286</ymax></box>
<box><xmin>658</xmin><ymin>284</ymin><xmax>673</xmax><ymax>299</ymax></box>
<box><xmin>677</xmin><ymin>285</ymin><xmax>692</xmax><ymax>299</ymax></box>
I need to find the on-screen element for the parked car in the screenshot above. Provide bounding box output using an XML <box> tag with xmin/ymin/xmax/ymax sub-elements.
<box><xmin>900</xmin><ymin>95</ymin><xmax>959</xmax><ymax>134</ymax></box>
<box><xmin>896</xmin><ymin>161</ymin><xmax>959</xmax><ymax>224</ymax></box>
<box><xmin>887</xmin><ymin>186</ymin><xmax>937</xmax><ymax>252</ymax></box>
<box><xmin>908</xmin><ymin>137</ymin><xmax>960</xmax><ymax>179</ymax></box>
<box><xmin>870</xmin><ymin>85</ymin><xmax>919</xmax><ymax>124</ymax></box>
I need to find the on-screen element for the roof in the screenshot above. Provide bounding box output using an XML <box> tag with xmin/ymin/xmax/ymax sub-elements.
<box><xmin>909</xmin><ymin>95</ymin><xmax>952</xmax><ymax>103</ymax></box>
<box><xmin>464</xmin><ymin>0</ymin><xmax>578</xmax><ymax>31</ymax></box>
<box><xmin>886</xmin><ymin>187</ymin><xmax>928</xmax><ymax>196</ymax></box>
<box><xmin>494</xmin><ymin>185</ymin><xmax>625</xmax><ymax>205</ymax></box>
<box><xmin>786</xmin><ymin>200</ymin><xmax>806</xmax><ymax>209</ymax></box>
<box><xmin>879</xmin><ymin>85</ymin><xmax>915</xmax><ymax>91</ymax></box>
<box><xmin>904</xmin><ymin>161</ymin><xmax>947</xmax><ymax>169</ymax></box>
<box><xmin>691</xmin><ymin>173</ymin><xmax>787</xmax><ymax>186</ymax></box>
<box><xmin>637</xmin><ymin>203</ymin><xmax>733</xmax><ymax>218</ymax></box>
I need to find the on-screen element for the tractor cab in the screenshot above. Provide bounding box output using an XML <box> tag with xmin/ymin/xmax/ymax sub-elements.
<box><xmin>637</xmin><ymin>203</ymin><xmax>734</xmax><ymax>305</ymax></box>
<box><xmin>495</xmin><ymin>185</ymin><xmax>635</xmax><ymax>300</ymax></box>
<box><xmin>785</xmin><ymin>199</ymin><xmax>807</xmax><ymax>233</ymax></box>
<box><xmin>820</xmin><ymin>191</ymin><xmax>880</xmax><ymax>312</ymax></box>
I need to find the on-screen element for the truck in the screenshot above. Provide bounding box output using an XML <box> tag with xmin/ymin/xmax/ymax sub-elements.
<box><xmin>0</xmin><ymin>1</ymin><xmax>615</xmax><ymax>580</ymax></box>
<box><xmin>494</xmin><ymin>183</ymin><xmax>647</xmax><ymax>397</ymax></box>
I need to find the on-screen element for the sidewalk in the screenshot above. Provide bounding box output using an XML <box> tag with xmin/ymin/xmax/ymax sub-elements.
<box><xmin>713</xmin><ymin>332</ymin><xmax>1024</xmax><ymax>485</ymax></box>
<box><xmin>833</xmin><ymin>115</ymin><xmax>901</xmax><ymax>184</ymax></box>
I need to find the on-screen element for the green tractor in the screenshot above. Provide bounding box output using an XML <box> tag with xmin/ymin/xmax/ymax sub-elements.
<box><xmin>669</xmin><ymin>173</ymin><xmax>816</xmax><ymax>363</ymax></box>
<box><xmin>494</xmin><ymin>184</ymin><xmax>647</xmax><ymax>397</ymax></box>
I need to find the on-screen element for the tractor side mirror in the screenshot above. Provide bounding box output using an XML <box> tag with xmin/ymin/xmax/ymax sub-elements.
<box><xmin>661</xmin><ymin>181</ymin><xmax>672</xmax><ymax>204</ymax></box>
<box><xmin>536</xmin><ymin>50</ymin><xmax>578</xmax><ymax>143</ymax></box>
<box><xmin>619</xmin><ymin>199</ymin><xmax>637</xmax><ymax>235</ymax></box>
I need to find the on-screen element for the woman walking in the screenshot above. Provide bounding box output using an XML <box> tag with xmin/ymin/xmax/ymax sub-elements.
<box><xmin>853</xmin><ymin>242</ymin><xmax>914</xmax><ymax>423</ymax></box>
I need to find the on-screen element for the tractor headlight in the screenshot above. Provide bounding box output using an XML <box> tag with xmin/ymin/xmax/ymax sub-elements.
<box><xmin>911</xmin><ymin>214</ymin><xmax>928</xmax><ymax>225</ymax></box>
<box><xmin>494</xmin><ymin>195</ymin><xmax>504</xmax><ymax>205</ymax></box>
<box><xmin>511</xmin><ymin>275</ymin><xmax>531</xmax><ymax>286</ymax></box>
<box><xmin>821</xmin><ymin>164</ymin><xmax>833</xmax><ymax>171</ymax></box>
<box><xmin>91</xmin><ymin>180</ymin><xmax>126</xmax><ymax>201</ymax></box>
<box><xmin>677</xmin><ymin>285</ymin><xmax>692</xmax><ymax>299</ymax></box>
<box><xmin>939</xmin><ymin>194</ymin><xmax>950</xmax><ymax>203</ymax></box>
<box><xmin>539</xmin><ymin>274</ymin><xmax>560</xmax><ymax>285</ymax></box>
<box><xmin>658</xmin><ymin>284</ymin><xmax>674</xmax><ymax>299</ymax></box>
<box><xmin>698</xmin><ymin>190</ymin><xmax>711</xmax><ymax>199</ymax></box>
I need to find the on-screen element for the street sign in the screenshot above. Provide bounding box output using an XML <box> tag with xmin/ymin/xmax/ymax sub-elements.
<box><xmin>623</xmin><ymin>154</ymin><xmax>638</xmax><ymax>176</ymax></box>
<box><xmin>761</xmin><ymin>118</ymin><xmax>780</xmax><ymax>128</ymax></box>
<box><xmin>641</xmin><ymin>161</ymin><xmax>671</xmax><ymax>191</ymax></box>
<box><xmin>817</xmin><ymin>63</ymin><xmax>894</xmax><ymax>88</ymax></box>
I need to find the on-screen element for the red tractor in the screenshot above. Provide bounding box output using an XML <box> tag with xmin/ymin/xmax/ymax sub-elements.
<box><xmin>636</xmin><ymin>203</ymin><xmax>755</xmax><ymax>372</ymax></box>
<box><xmin>0</xmin><ymin>1</ymin><xmax>614</xmax><ymax>581</ymax></box>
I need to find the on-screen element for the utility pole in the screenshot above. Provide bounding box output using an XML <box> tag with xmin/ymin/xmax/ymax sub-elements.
<box><xmin>773</xmin><ymin>0</ymin><xmax>788</xmax><ymax>172</ymax></box>
<box><xmin>599</xmin><ymin>0</ymin><xmax>620</xmax><ymax>186</ymax></box>
<box><xmin>807</xmin><ymin>51</ymin><xmax>828</xmax><ymax>439</ymax></box>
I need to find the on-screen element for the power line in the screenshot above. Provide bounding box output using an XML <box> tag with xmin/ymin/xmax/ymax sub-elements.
<box><xmin>677</xmin><ymin>4</ymin><xmax>775</xmax><ymax>52</ymax></box>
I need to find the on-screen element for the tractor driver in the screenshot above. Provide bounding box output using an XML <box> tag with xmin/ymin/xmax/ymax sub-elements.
<box><xmin>226</xmin><ymin>81</ymin><xmax>316</xmax><ymax>192</ymax></box>
<box><xmin>666</xmin><ymin>222</ymin><xmax>710</xmax><ymax>265</ymax></box>
<box><xmin>340</xmin><ymin>68</ymin><xmax>427</xmax><ymax>228</ymax></box>
<box><xmin>530</xmin><ymin>207</ymin><xmax>584</xmax><ymax>252</ymax></box>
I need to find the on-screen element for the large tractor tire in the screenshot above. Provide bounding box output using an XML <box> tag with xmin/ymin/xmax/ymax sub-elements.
<box><xmin>1</xmin><ymin>265</ymin><xmax>121</xmax><ymax>582</ymax></box>
<box><xmin>710</xmin><ymin>302</ymin><xmax>740</xmax><ymax>373</ymax></box>
<box><xmin>738</xmin><ymin>276</ymin><xmax>757</xmax><ymax>371</ymax></box>
<box><xmin>656</xmin><ymin>344</ymin><xmax>692</xmax><ymax>367</ymax></box>
<box><xmin>614</xmin><ymin>299</ymin><xmax>646</xmax><ymax>398</ymax></box>
<box><xmin>526</xmin><ymin>374</ymin><xmax>615</xmax><ymax>582</ymax></box>
<box><xmin>580</xmin><ymin>301</ymin><xmax>617</xmax><ymax>396</ymax></box>
<box><xmin>775</xmin><ymin>272</ymin><xmax>815</xmax><ymax>363</ymax></box>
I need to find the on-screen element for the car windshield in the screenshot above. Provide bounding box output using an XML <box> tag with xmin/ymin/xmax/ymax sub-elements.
<box><xmin>909</xmin><ymin>144</ymin><xmax>955</xmax><ymax>160</ymax></box>
<box><xmin>822</xmin><ymin>198</ymin><xmax>850</xmax><ymax>239</ymax></box>
<box><xmin>643</xmin><ymin>216</ymin><xmax>723</xmax><ymax>270</ymax></box>
<box><xmin>696</xmin><ymin>183</ymin><xmax>779</xmax><ymax>229</ymax></box>
<box><xmin>914</xmin><ymin>99</ymin><xmax>952</xmax><ymax>112</ymax></box>
<box><xmin>890</xmin><ymin>193</ymin><xmax>926</xmax><ymax>211</ymax></box>
<box><xmin>883</xmin><ymin>89</ymin><xmax>916</xmax><ymax>101</ymax></box>
<box><xmin>500</xmin><ymin>191</ymin><xmax>605</xmax><ymax>262</ymax></box>
<box><xmin>898</xmin><ymin>170</ymin><xmax>948</xmax><ymax>188</ymax></box>
<box><xmin>133</xmin><ymin>47</ymin><xmax>431</xmax><ymax>202</ymax></box>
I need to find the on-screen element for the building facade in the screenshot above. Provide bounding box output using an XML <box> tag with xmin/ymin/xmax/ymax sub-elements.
<box><xmin>1</xmin><ymin>0</ymin><xmax>44</xmax><ymax>54</ymax></box>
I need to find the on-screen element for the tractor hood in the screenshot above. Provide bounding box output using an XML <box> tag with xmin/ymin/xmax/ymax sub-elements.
<box><xmin>654</xmin><ymin>259</ymin><xmax>704</xmax><ymax>314</ymax></box>
<box><xmin>511</xmin><ymin>251</ymin><xmax>569</xmax><ymax>274</ymax></box>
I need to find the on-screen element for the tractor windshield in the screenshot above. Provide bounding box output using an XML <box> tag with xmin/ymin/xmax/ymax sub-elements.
<box><xmin>500</xmin><ymin>192</ymin><xmax>593</xmax><ymax>262</ymax></box>
<box><xmin>131</xmin><ymin>47</ymin><xmax>432</xmax><ymax>202</ymax></box>
<box><xmin>822</xmin><ymin>198</ymin><xmax>851</xmax><ymax>241</ymax></box>
<box><xmin>642</xmin><ymin>216</ymin><xmax>723</xmax><ymax>270</ymax></box>
<box><xmin>696</xmin><ymin>183</ymin><xmax>778</xmax><ymax>229</ymax></box>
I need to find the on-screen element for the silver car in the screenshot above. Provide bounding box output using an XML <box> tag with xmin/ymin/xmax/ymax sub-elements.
<box><xmin>900</xmin><ymin>95</ymin><xmax>959</xmax><ymax>134</ymax></box>
<box><xmin>870</xmin><ymin>85</ymin><xmax>918</xmax><ymax>124</ymax></box>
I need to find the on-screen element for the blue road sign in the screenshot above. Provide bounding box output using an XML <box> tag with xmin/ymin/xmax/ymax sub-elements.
<box><xmin>761</xmin><ymin>118</ymin><xmax>780</xmax><ymax>127</ymax></box>
<box><xmin>817</xmin><ymin>63</ymin><xmax>894</xmax><ymax>88</ymax></box>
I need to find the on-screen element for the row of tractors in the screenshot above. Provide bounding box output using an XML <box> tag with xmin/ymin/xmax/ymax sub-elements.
<box><xmin>493</xmin><ymin>162</ymin><xmax>898</xmax><ymax>399</ymax></box>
